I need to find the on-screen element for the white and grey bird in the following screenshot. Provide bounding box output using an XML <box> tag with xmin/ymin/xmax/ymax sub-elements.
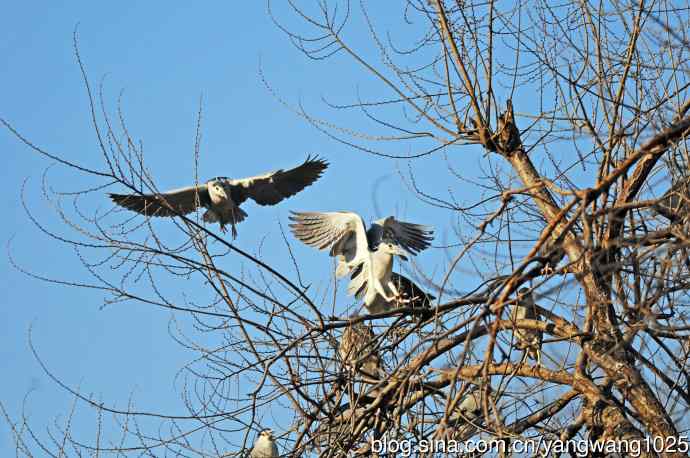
<box><xmin>338</xmin><ymin>320</ymin><xmax>383</xmax><ymax>379</ymax></box>
<box><xmin>450</xmin><ymin>388</ymin><xmax>483</xmax><ymax>438</ymax></box>
<box><xmin>109</xmin><ymin>156</ymin><xmax>328</xmax><ymax>238</ymax></box>
<box><xmin>289</xmin><ymin>211</ymin><xmax>433</xmax><ymax>313</ymax></box>
<box><xmin>456</xmin><ymin>389</ymin><xmax>482</xmax><ymax>422</ymax></box>
<box><xmin>250</xmin><ymin>429</ymin><xmax>279</xmax><ymax>458</ymax></box>
<box><xmin>512</xmin><ymin>287</ymin><xmax>543</xmax><ymax>365</ymax></box>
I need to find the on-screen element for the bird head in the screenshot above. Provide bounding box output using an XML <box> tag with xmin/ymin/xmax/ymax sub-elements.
<box><xmin>207</xmin><ymin>180</ymin><xmax>228</xmax><ymax>200</ymax></box>
<box><xmin>259</xmin><ymin>429</ymin><xmax>275</xmax><ymax>441</ymax></box>
<box><xmin>377</xmin><ymin>241</ymin><xmax>409</xmax><ymax>261</ymax></box>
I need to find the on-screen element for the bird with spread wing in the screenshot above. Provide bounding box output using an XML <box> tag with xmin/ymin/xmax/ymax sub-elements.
<box><xmin>289</xmin><ymin>211</ymin><xmax>434</xmax><ymax>313</ymax></box>
<box><xmin>109</xmin><ymin>156</ymin><xmax>328</xmax><ymax>238</ymax></box>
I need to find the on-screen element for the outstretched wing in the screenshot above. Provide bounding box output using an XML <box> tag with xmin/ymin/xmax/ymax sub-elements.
<box><xmin>289</xmin><ymin>211</ymin><xmax>369</xmax><ymax>260</ymax></box>
<box><xmin>229</xmin><ymin>155</ymin><xmax>328</xmax><ymax>206</ymax></box>
<box><xmin>372</xmin><ymin>217</ymin><xmax>434</xmax><ymax>255</ymax></box>
<box><xmin>109</xmin><ymin>184</ymin><xmax>210</xmax><ymax>217</ymax></box>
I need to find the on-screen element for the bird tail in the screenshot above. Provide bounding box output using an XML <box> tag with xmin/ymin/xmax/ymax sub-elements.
<box><xmin>232</xmin><ymin>206</ymin><xmax>248</xmax><ymax>223</ymax></box>
<box><xmin>203</xmin><ymin>209</ymin><xmax>219</xmax><ymax>223</ymax></box>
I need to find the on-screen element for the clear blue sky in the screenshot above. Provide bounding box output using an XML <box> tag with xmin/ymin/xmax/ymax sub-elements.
<box><xmin>1</xmin><ymin>2</ymin><xmax>486</xmax><ymax>455</ymax></box>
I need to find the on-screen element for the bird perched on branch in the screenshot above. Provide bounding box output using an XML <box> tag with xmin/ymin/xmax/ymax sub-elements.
<box><xmin>449</xmin><ymin>388</ymin><xmax>484</xmax><ymax>438</ymax></box>
<box><xmin>250</xmin><ymin>429</ymin><xmax>279</xmax><ymax>458</ymax></box>
<box><xmin>512</xmin><ymin>288</ymin><xmax>543</xmax><ymax>365</ymax></box>
<box><xmin>109</xmin><ymin>155</ymin><xmax>328</xmax><ymax>238</ymax></box>
<box><xmin>338</xmin><ymin>319</ymin><xmax>383</xmax><ymax>379</ymax></box>
<box><xmin>289</xmin><ymin>211</ymin><xmax>433</xmax><ymax>313</ymax></box>
<box><xmin>653</xmin><ymin>178</ymin><xmax>690</xmax><ymax>223</ymax></box>
<box><xmin>456</xmin><ymin>389</ymin><xmax>482</xmax><ymax>422</ymax></box>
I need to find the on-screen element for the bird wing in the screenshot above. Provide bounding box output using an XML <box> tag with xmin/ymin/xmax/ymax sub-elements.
<box><xmin>228</xmin><ymin>155</ymin><xmax>328</xmax><ymax>206</ymax></box>
<box><xmin>109</xmin><ymin>184</ymin><xmax>210</xmax><ymax>217</ymax></box>
<box><xmin>391</xmin><ymin>272</ymin><xmax>435</xmax><ymax>308</ymax></box>
<box><xmin>373</xmin><ymin>217</ymin><xmax>434</xmax><ymax>254</ymax></box>
<box><xmin>289</xmin><ymin>211</ymin><xmax>369</xmax><ymax>261</ymax></box>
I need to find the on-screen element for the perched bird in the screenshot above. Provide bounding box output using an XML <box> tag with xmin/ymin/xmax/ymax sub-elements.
<box><xmin>250</xmin><ymin>429</ymin><xmax>279</xmax><ymax>458</ymax></box>
<box><xmin>449</xmin><ymin>388</ymin><xmax>484</xmax><ymax>439</ymax></box>
<box><xmin>653</xmin><ymin>178</ymin><xmax>690</xmax><ymax>223</ymax></box>
<box><xmin>338</xmin><ymin>319</ymin><xmax>383</xmax><ymax>379</ymax></box>
<box><xmin>456</xmin><ymin>389</ymin><xmax>482</xmax><ymax>422</ymax></box>
<box><xmin>512</xmin><ymin>288</ymin><xmax>543</xmax><ymax>365</ymax></box>
<box><xmin>109</xmin><ymin>156</ymin><xmax>328</xmax><ymax>238</ymax></box>
<box><xmin>289</xmin><ymin>211</ymin><xmax>433</xmax><ymax>313</ymax></box>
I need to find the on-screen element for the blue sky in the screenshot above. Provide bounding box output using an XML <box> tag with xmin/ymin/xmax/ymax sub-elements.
<box><xmin>1</xmin><ymin>2</ymin><xmax>492</xmax><ymax>455</ymax></box>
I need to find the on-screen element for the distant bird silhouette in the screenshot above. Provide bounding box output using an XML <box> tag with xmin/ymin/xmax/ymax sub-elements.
<box><xmin>512</xmin><ymin>288</ymin><xmax>543</xmax><ymax>365</ymax></box>
<box><xmin>250</xmin><ymin>429</ymin><xmax>279</xmax><ymax>458</ymax></box>
<box><xmin>289</xmin><ymin>211</ymin><xmax>433</xmax><ymax>313</ymax></box>
<box><xmin>109</xmin><ymin>156</ymin><xmax>328</xmax><ymax>238</ymax></box>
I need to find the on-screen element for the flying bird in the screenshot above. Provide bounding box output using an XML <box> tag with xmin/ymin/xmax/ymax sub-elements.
<box><xmin>109</xmin><ymin>155</ymin><xmax>328</xmax><ymax>238</ymax></box>
<box><xmin>289</xmin><ymin>211</ymin><xmax>433</xmax><ymax>313</ymax></box>
<box><xmin>338</xmin><ymin>319</ymin><xmax>383</xmax><ymax>379</ymax></box>
<box><xmin>250</xmin><ymin>429</ymin><xmax>279</xmax><ymax>458</ymax></box>
<box><xmin>512</xmin><ymin>287</ymin><xmax>543</xmax><ymax>365</ymax></box>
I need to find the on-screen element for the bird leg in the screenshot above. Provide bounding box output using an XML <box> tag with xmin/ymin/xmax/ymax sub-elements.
<box><xmin>540</xmin><ymin>263</ymin><xmax>555</xmax><ymax>277</ymax></box>
<box><xmin>374</xmin><ymin>281</ymin><xmax>397</xmax><ymax>303</ymax></box>
<box><xmin>387</xmin><ymin>281</ymin><xmax>411</xmax><ymax>306</ymax></box>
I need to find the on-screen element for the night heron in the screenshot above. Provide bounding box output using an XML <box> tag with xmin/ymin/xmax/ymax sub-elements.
<box><xmin>653</xmin><ymin>178</ymin><xmax>690</xmax><ymax>223</ymax></box>
<box><xmin>391</xmin><ymin>272</ymin><xmax>436</xmax><ymax>317</ymax></box>
<box><xmin>109</xmin><ymin>156</ymin><xmax>328</xmax><ymax>238</ymax></box>
<box><xmin>289</xmin><ymin>211</ymin><xmax>433</xmax><ymax>313</ymax></box>
<box><xmin>338</xmin><ymin>320</ymin><xmax>383</xmax><ymax>379</ymax></box>
<box><xmin>512</xmin><ymin>288</ymin><xmax>543</xmax><ymax>365</ymax></box>
<box><xmin>250</xmin><ymin>429</ymin><xmax>279</xmax><ymax>458</ymax></box>
<box><xmin>456</xmin><ymin>389</ymin><xmax>482</xmax><ymax>422</ymax></box>
<box><xmin>449</xmin><ymin>388</ymin><xmax>484</xmax><ymax>438</ymax></box>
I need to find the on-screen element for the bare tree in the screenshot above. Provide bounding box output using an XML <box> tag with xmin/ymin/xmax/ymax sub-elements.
<box><xmin>4</xmin><ymin>0</ymin><xmax>690</xmax><ymax>456</ymax></box>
